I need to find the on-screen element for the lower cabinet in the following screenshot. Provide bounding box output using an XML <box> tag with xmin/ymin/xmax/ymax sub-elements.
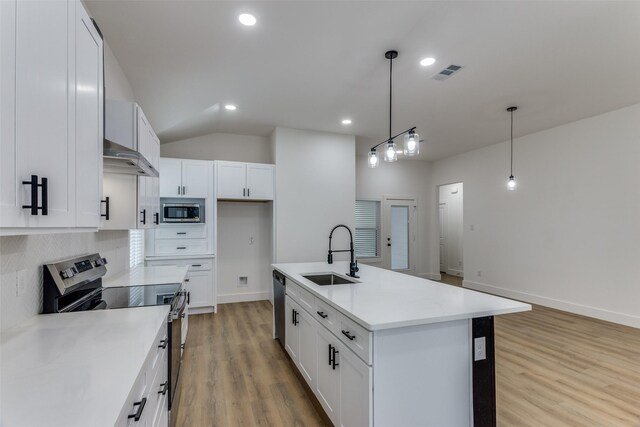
<box><xmin>115</xmin><ymin>320</ymin><xmax>169</xmax><ymax>427</ymax></box>
<box><xmin>285</xmin><ymin>296</ymin><xmax>372</xmax><ymax>427</ymax></box>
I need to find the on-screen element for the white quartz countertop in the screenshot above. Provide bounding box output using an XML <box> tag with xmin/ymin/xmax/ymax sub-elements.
<box><xmin>0</xmin><ymin>306</ymin><xmax>169</xmax><ymax>427</ymax></box>
<box><xmin>272</xmin><ymin>262</ymin><xmax>531</xmax><ymax>331</ymax></box>
<box><xmin>103</xmin><ymin>265</ymin><xmax>188</xmax><ymax>288</ymax></box>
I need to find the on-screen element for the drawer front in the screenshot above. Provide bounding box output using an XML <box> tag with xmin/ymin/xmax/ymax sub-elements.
<box><xmin>285</xmin><ymin>280</ymin><xmax>301</xmax><ymax>302</ymax></box>
<box><xmin>297</xmin><ymin>285</ymin><xmax>315</xmax><ymax>314</ymax></box>
<box><xmin>338</xmin><ymin>313</ymin><xmax>372</xmax><ymax>365</ymax></box>
<box><xmin>154</xmin><ymin>239</ymin><xmax>208</xmax><ymax>255</ymax></box>
<box><xmin>155</xmin><ymin>225</ymin><xmax>207</xmax><ymax>240</ymax></box>
<box><xmin>150</xmin><ymin>324</ymin><xmax>169</xmax><ymax>374</ymax></box>
<box><xmin>314</xmin><ymin>298</ymin><xmax>340</xmax><ymax>334</ymax></box>
<box><xmin>147</xmin><ymin>258</ymin><xmax>212</xmax><ymax>272</ymax></box>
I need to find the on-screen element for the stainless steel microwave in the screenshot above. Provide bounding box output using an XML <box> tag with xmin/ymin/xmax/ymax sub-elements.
<box><xmin>162</xmin><ymin>203</ymin><xmax>202</xmax><ymax>223</ymax></box>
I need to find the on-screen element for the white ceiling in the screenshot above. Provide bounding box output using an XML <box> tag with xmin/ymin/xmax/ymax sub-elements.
<box><xmin>86</xmin><ymin>1</ymin><xmax>640</xmax><ymax>161</ymax></box>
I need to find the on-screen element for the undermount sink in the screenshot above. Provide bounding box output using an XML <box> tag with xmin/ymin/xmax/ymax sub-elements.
<box><xmin>302</xmin><ymin>273</ymin><xmax>358</xmax><ymax>286</ymax></box>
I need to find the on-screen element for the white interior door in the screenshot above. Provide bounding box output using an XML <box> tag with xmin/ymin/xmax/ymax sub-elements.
<box><xmin>438</xmin><ymin>183</ymin><xmax>464</xmax><ymax>277</ymax></box>
<box><xmin>439</xmin><ymin>203</ymin><xmax>447</xmax><ymax>273</ymax></box>
<box><xmin>383</xmin><ymin>198</ymin><xmax>416</xmax><ymax>273</ymax></box>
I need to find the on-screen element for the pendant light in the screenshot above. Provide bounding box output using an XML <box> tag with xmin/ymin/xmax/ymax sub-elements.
<box><xmin>507</xmin><ymin>106</ymin><xmax>517</xmax><ymax>190</ymax></box>
<box><xmin>367</xmin><ymin>50</ymin><xmax>418</xmax><ymax>168</ymax></box>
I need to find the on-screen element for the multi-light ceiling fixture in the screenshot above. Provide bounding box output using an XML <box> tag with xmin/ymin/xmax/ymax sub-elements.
<box><xmin>368</xmin><ymin>50</ymin><xmax>420</xmax><ymax>169</ymax></box>
<box><xmin>506</xmin><ymin>106</ymin><xmax>518</xmax><ymax>190</ymax></box>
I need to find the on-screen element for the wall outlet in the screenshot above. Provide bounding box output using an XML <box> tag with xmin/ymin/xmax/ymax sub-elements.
<box><xmin>16</xmin><ymin>270</ymin><xmax>27</xmax><ymax>297</ymax></box>
<box><xmin>238</xmin><ymin>276</ymin><xmax>248</xmax><ymax>287</ymax></box>
<box><xmin>249</xmin><ymin>236</ymin><xmax>255</xmax><ymax>245</ymax></box>
<box><xmin>474</xmin><ymin>337</ymin><xmax>486</xmax><ymax>361</ymax></box>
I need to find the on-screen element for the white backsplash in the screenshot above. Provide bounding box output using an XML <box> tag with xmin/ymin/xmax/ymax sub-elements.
<box><xmin>0</xmin><ymin>230</ymin><xmax>130</xmax><ymax>332</ymax></box>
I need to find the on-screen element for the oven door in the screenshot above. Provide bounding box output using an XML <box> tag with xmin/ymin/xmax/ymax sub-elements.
<box><xmin>168</xmin><ymin>291</ymin><xmax>186</xmax><ymax>426</ymax></box>
<box><xmin>162</xmin><ymin>204</ymin><xmax>201</xmax><ymax>223</ymax></box>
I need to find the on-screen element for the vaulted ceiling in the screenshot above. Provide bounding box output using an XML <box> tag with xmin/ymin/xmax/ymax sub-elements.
<box><xmin>86</xmin><ymin>1</ymin><xmax>640</xmax><ymax>160</ymax></box>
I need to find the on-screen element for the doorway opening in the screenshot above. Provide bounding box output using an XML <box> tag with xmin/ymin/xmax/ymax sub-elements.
<box><xmin>438</xmin><ymin>183</ymin><xmax>464</xmax><ymax>283</ymax></box>
<box><xmin>382</xmin><ymin>196</ymin><xmax>416</xmax><ymax>274</ymax></box>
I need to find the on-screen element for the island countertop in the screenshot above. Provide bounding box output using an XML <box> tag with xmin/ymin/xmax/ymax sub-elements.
<box><xmin>272</xmin><ymin>261</ymin><xmax>531</xmax><ymax>330</ymax></box>
<box><xmin>103</xmin><ymin>265</ymin><xmax>188</xmax><ymax>288</ymax></box>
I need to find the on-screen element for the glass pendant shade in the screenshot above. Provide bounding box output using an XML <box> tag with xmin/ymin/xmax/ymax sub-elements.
<box><xmin>368</xmin><ymin>150</ymin><xmax>379</xmax><ymax>168</ymax></box>
<box><xmin>403</xmin><ymin>132</ymin><xmax>419</xmax><ymax>156</ymax></box>
<box><xmin>384</xmin><ymin>141</ymin><xmax>398</xmax><ymax>162</ymax></box>
<box><xmin>507</xmin><ymin>175</ymin><xmax>516</xmax><ymax>190</ymax></box>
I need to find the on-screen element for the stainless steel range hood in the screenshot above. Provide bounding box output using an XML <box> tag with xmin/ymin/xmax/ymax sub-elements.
<box><xmin>103</xmin><ymin>139</ymin><xmax>159</xmax><ymax>177</ymax></box>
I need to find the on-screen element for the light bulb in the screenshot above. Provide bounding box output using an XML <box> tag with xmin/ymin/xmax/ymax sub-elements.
<box><xmin>238</xmin><ymin>13</ymin><xmax>256</xmax><ymax>26</ymax></box>
<box><xmin>403</xmin><ymin>131</ymin><xmax>420</xmax><ymax>155</ymax></box>
<box><xmin>384</xmin><ymin>141</ymin><xmax>397</xmax><ymax>162</ymax></box>
<box><xmin>507</xmin><ymin>175</ymin><xmax>516</xmax><ymax>190</ymax></box>
<box><xmin>368</xmin><ymin>151</ymin><xmax>379</xmax><ymax>168</ymax></box>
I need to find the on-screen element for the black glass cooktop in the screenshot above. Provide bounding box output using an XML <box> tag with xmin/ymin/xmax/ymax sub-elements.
<box><xmin>100</xmin><ymin>283</ymin><xmax>181</xmax><ymax>309</ymax></box>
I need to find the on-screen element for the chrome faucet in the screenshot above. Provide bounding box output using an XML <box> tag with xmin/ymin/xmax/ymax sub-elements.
<box><xmin>328</xmin><ymin>224</ymin><xmax>359</xmax><ymax>278</ymax></box>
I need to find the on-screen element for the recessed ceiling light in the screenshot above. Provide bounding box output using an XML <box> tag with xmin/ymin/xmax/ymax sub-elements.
<box><xmin>341</xmin><ymin>119</ymin><xmax>352</xmax><ymax>125</ymax></box>
<box><xmin>224</xmin><ymin>104</ymin><xmax>237</xmax><ymax>111</ymax></box>
<box><xmin>238</xmin><ymin>13</ymin><xmax>256</xmax><ymax>26</ymax></box>
<box><xmin>420</xmin><ymin>57</ymin><xmax>436</xmax><ymax>67</ymax></box>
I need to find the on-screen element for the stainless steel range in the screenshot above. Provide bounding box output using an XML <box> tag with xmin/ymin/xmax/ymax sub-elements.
<box><xmin>43</xmin><ymin>253</ymin><xmax>186</xmax><ymax>425</ymax></box>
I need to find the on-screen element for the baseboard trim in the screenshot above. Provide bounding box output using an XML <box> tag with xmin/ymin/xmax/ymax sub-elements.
<box><xmin>421</xmin><ymin>273</ymin><xmax>442</xmax><ymax>281</ymax></box>
<box><xmin>189</xmin><ymin>306</ymin><xmax>214</xmax><ymax>315</ymax></box>
<box><xmin>218</xmin><ymin>291</ymin><xmax>270</xmax><ymax>304</ymax></box>
<box><xmin>463</xmin><ymin>279</ymin><xmax>640</xmax><ymax>329</ymax></box>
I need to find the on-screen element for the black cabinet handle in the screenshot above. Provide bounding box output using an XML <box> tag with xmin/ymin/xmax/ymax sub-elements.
<box><xmin>181</xmin><ymin>313</ymin><xmax>185</xmax><ymax>318</ymax></box>
<box><xmin>294</xmin><ymin>310</ymin><xmax>299</xmax><ymax>325</ymax></box>
<box><xmin>247</xmin><ymin>188</ymin><xmax>250</xmax><ymax>197</ymax></box>
<box><xmin>328</xmin><ymin>344</ymin><xmax>334</xmax><ymax>366</ymax></box>
<box><xmin>191</xmin><ymin>264</ymin><xmax>201</xmax><ymax>267</ymax></box>
<box><xmin>341</xmin><ymin>330</ymin><xmax>356</xmax><ymax>341</ymax></box>
<box><xmin>182</xmin><ymin>186</ymin><xmax>186</xmax><ymax>195</ymax></box>
<box><xmin>243</xmin><ymin>188</ymin><xmax>246</xmax><ymax>197</ymax></box>
<box><xmin>184</xmin><ymin>278</ymin><xmax>190</xmax><ymax>282</ymax></box>
<box><xmin>158</xmin><ymin>339</ymin><xmax>168</xmax><ymax>349</ymax></box>
<box><xmin>178</xmin><ymin>186</ymin><xmax>181</xmax><ymax>195</ymax></box>
<box><xmin>22</xmin><ymin>175</ymin><xmax>48</xmax><ymax>215</ymax></box>
<box><xmin>332</xmin><ymin>347</ymin><xmax>339</xmax><ymax>370</ymax></box>
<box><xmin>317</xmin><ymin>311</ymin><xmax>328</xmax><ymax>319</ymax></box>
<box><xmin>140</xmin><ymin>209</ymin><xmax>146</xmax><ymax>225</ymax></box>
<box><xmin>128</xmin><ymin>397</ymin><xmax>147</xmax><ymax>421</ymax></box>
<box><xmin>176</xmin><ymin>232</ymin><xmax>187</xmax><ymax>235</ymax></box>
<box><xmin>158</xmin><ymin>381</ymin><xmax>168</xmax><ymax>395</ymax></box>
<box><xmin>176</xmin><ymin>247</ymin><xmax>186</xmax><ymax>250</ymax></box>
<box><xmin>187</xmin><ymin>292</ymin><xmax>190</xmax><ymax>304</ymax></box>
<box><xmin>181</xmin><ymin>343</ymin><xmax>185</xmax><ymax>349</ymax></box>
<box><xmin>101</xmin><ymin>197</ymin><xmax>110</xmax><ymax>220</ymax></box>
<box><xmin>154</xmin><ymin>212</ymin><xmax>159</xmax><ymax>225</ymax></box>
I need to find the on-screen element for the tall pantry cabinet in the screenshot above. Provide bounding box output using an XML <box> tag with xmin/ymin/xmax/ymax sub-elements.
<box><xmin>1</xmin><ymin>0</ymin><xmax>104</xmax><ymax>233</ymax></box>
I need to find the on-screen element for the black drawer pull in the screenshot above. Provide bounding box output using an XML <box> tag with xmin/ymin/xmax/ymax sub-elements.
<box><xmin>22</xmin><ymin>175</ymin><xmax>48</xmax><ymax>215</ymax></box>
<box><xmin>158</xmin><ymin>381</ymin><xmax>168</xmax><ymax>395</ymax></box>
<box><xmin>341</xmin><ymin>330</ymin><xmax>356</xmax><ymax>341</ymax></box>
<box><xmin>101</xmin><ymin>197</ymin><xmax>110</xmax><ymax>220</ymax></box>
<box><xmin>191</xmin><ymin>264</ymin><xmax>202</xmax><ymax>267</ymax></box>
<box><xmin>176</xmin><ymin>246</ymin><xmax>186</xmax><ymax>250</ymax></box>
<box><xmin>128</xmin><ymin>397</ymin><xmax>147</xmax><ymax>421</ymax></box>
<box><xmin>176</xmin><ymin>232</ymin><xmax>187</xmax><ymax>235</ymax></box>
<box><xmin>332</xmin><ymin>347</ymin><xmax>339</xmax><ymax>370</ymax></box>
<box><xmin>187</xmin><ymin>292</ymin><xmax>190</xmax><ymax>304</ymax></box>
<box><xmin>154</xmin><ymin>212</ymin><xmax>159</xmax><ymax>225</ymax></box>
<box><xmin>317</xmin><ymin>311</ymin><xmax>328</xmax><ymax>319</ymax></box>
<box><xmin>328</xmin><ymin>344</ymin><xmax>334</xmax><ymax>365</ymax></box>
<box><xmin>140</xmin><ymin>209</ymin><xmax>146</xmax><ymax>225</ymax></box>
<box><xmin>158</xmin><ymin>339</ymin><xmax>168</xmax><ymax>349</ymax></box>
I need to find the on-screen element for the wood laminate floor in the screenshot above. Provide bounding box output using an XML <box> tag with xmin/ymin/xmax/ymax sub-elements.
<box><xmin>175</xmin><ymin>300</ymin><xmax>640</xmax><ymax>427</ymax></box>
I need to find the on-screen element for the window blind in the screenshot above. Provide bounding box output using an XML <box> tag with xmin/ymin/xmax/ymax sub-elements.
<box><xmin>129</xmin><ymin>229</ymin><xmax>145</xmax><ymax>269</ymax></box>
<box><xmin>355</xmin><ymin>200</ymin><xmax>381</xmax><ymax>258</ymax></box>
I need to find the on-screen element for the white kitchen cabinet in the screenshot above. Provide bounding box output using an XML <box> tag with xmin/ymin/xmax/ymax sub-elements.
<box><xmin>339</xmin><ymin>343</ymin><xmax>372</xmax><ymax>427</ymax></box>
<box><xmin>216</xmin><ymin>161</ymin><xmax>274</xmax><ymax>200</ymax></box>
<box><xmin>159</xmin><ymin>158</ymin><xmax>211</xmax><ymax>198</ymax></box>
<box><xmin>284</xmin><ymin>297</ymin><xmax>300</xmax><ymax>363</ymax></box>
<box><xmin>101</xmin><ymin>104</ymin><xmax>160</xmax><ymax>230</ymax></box>
<box><xmin>0</xmin><ymin>0</ymin><xmax>104</xmax><ymax>233</ymax></box>
<box><xmin>146</xmin><ymin>257</ymin><xmax>216</xmax><ymax>312</ymax></box>
<box><xmin>316</xmin><ymin>324</ymin><xmax>341</xmax><ymax>426</ymax></box>
<box><xmin>297</xmin><ymin>304</ymin><xmax>318</xmax><ymax>388</ymax></box>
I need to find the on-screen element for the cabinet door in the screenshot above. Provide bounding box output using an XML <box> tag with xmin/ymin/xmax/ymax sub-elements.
<box><xmin>1</xmin><ymin>0</ymin><xmax>75</xmax><ymax>228</ymax></box>
<box><xmin>246</xmin><ymin>164</ymin><xmax>274</xmax><ymax>200</ymax></box>
<box><xmin>148</xmin><ymin>136</ymin><xmax>160</xmax><ymax>226</ymax></box>
<box><xmin>137</xmin><ymin>176</ymin><xmax>148</xmax><ymax>229</ymax></box>
<box><xmin>284</xmin><ymin>296</ymin><xmax>300</xmax><ymax>363</ymax></box>
<box><xmin>297</xmin><ymin>310</ymin><xmax>318</xmax><ymax>389</ymax></box>
<box><xmin>100</xmin><ymin>173</ymin><xmax>137</xmax><ymax>230</ymax></box>
<box><xmin>181</xmin><ymin>160</ymin><xmax>210</xmax><ymax>198</ymax></box>
<box><xmin>159</xmin><ymin>158</ymin><xmax>182</xmax><ymax>198</ymax></box>
<box><xmin>74</xmin><ymin>1</ymin><xmax>103</xmax><ymax>228</ymax></box>
<box><xmin>316</xmin><ymin>326</ymin><xmax>341</xmax><ymax>425</ymax></box>
<box><xmin>216</xmin><ymin>161</ymin><xmax>246</xmax><ymax>199</ymax></box>
<box><xmin>185</xmin><ymin>270</ymin><xmax>212</xmax><ymax>308</ymax></box>
<box><xmin>339</xmin><ymin>344</ymin><xmax>372</xmax><ymax>427</ymax></box>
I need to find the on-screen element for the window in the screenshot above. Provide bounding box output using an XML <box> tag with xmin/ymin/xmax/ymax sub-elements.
<box><xmin>355</xmin><ymin>200</ymin><xmax>381</xmax><ymax>258</ymax></box>
<box><xmin>129</xmin><ymin>229</ymin><xmax>145</xmax><ymax>269</ymax></box>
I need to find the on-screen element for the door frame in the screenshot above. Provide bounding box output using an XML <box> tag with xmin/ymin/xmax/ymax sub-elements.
<box><xmin>436</xmin><ymin>182</ymin><xmax>464</xmax><ymax>278</ymax></box>
<box><xmin>382</xmin><ymin>195</ymin><xmax>417</xmax><ymax>274</ymax></box>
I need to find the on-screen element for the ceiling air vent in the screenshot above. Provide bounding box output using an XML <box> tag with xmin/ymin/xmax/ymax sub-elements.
<box><xmin>433</xmin><ymin>64</ymin><xmax>463</xmax><ymax>81</ymax></box>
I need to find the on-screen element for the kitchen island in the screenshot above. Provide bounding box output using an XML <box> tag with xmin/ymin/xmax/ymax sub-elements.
<box><xmin>272</xmin><ymin>261</ymin><xmax>531</xmax><ymax>427</ymax></box>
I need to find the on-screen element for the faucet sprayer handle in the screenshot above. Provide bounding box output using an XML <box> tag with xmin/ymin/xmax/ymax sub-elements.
<box><xmin>328</xmin><ymin>251</ymin><xmax>333</xmax><ymax>264</ymax></box>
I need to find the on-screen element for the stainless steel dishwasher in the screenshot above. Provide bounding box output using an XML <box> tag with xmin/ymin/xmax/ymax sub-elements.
<box><xmin>273</xmin><ymin>270</ymin><xmax>286</xmax><ymax>348</ymax></box>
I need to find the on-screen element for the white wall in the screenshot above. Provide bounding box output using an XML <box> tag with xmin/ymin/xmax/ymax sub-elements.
<box><xmin>429</xmin><ymin>103</ymin><xmax>640</xmax><ymax>327</ymax></box>
<box><xmin>160</xmin><ymin>132</ymin><xmax>271</xmax><ymax>163</ymax></box>
<box><xmin>438</xmin><ymin>183</ymin><xmax>464</xmax><ymax>277</ymax></box>
<box><xmin>356</xmin><ymin>158</ymin><xmax>433</xmax><ymax>278</ymax></box>
<box><xmin>0</xmin><ymin>35</ymin><xmax>135</xmax><ymax>333</ymax></box>
<box><xmin>217</xmin><ymin>202</ymin><xmax>272</xmax><ymax>303</ymax></box>
<box><xmin>273</xmin><ymin>127</ymin><xmax>356</xmax><ymax>263</ymax></box>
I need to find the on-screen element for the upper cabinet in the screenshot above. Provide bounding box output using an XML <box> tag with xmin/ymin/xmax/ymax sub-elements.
<box><xmin>159</xmin><ymin>158</ymin><xmax>211</xmax><ymax>199</ymax></box>
<box><xmin>217</xmin><ymin>161</ymin><xmax>274</xmax><ymax>201</ymax></box>
<box><xmin>0</xmin><ymin>0</ymin><xmax>104</xmax><ymax>233</ymax></box>
<box><xmin>101</xmin><ymin>103</ymin><xmax>160</xmax><ymax>230</ymax></box>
